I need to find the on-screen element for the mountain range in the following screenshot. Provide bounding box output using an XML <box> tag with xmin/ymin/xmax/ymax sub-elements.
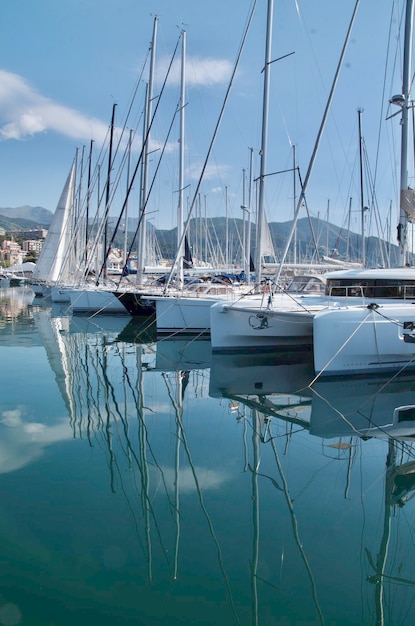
<box><xmin>0</xmin><ymin>205</ymin><xmax>400</xmax><ymax>267</ymax></box>
<box><xmin>0</xmin><ymin>206</ymin><xmax>53</xmax><ymax>230</ymax></box>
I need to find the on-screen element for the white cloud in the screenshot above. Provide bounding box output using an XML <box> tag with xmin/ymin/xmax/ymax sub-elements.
<box><xmin>156</xmin><ymin>55</ymin><xmax>234</xmax><ymax>88</ymax></box>
<box><xmin>0</xmin><ymin>69</ymin><xmax>109</xmax><ymax>143</ymax></box>
<box><xmin>187</xmin><ymin>57</ymin><xmax>234</xmax><ymax>86</ymax></box>
<box><xmin>0</xmin><ymin>406</ymin><xmax>73</xmax><ymax>475</ymax></box>
<box><xmin>158</xmin><ymin>465</ymin><xmax>229</xmax><ymax>494</ymax></box>
<box><xmin>0</xmin><ymin>59</ymin><xmax>231</xmax><ymax>154</ymax></box>
<box><xmin>186</xmin><ymin>161</ymin><xmax>231</xmax><ymax>182</ymax></box>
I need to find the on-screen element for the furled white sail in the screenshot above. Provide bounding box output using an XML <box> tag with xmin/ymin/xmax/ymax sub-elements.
<box><xmin>259</xmin><ymin>209</ymin><xmax>276</xmax><ymax>261</ymax></box>
<box><xmin>401</xmin><ymin>188</ymin><xmax>415</xmax><ymax>222</ymax></box>
<box><xmin>32</xmin><ymin>163</ymin><xmax>76</xmax><ymax>283</ymax></box>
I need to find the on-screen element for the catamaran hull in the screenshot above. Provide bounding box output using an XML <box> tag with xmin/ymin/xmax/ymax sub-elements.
<box><xmin>210</xmin><ymin>301</ymin><xmax>316</xmax><ymax>351</ymax></box>
<box><xmin>313</xmin><ymin>304</ymin><xmax>415</xmax><ymax>376</ymax></box>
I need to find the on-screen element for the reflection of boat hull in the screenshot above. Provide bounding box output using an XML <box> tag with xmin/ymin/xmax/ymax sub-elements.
<box><xmin>209</xmin><ymin>350</ymin><xmax>314</xmax><ymax>397</ymax></box>
<box><xmin>116</xmin><ymin>317</ymin><xmax>157</xmax><ymax>344</ymax></box>
<box><xmin>68</xmin><ymin>314</ymin><xmax>133</xmax><ymax>336</ymax></box>
<box><xmin>310</xmin><ymin>373</ymin><xmax>415</xmax><ymax>439</ymax></box>
<box><xmin>155</xmin><ymin>337</ymin><xmax>212</xmax><ymax>371</ymax></box>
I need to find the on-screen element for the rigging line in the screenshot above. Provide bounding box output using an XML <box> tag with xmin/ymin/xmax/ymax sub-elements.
<box><xmin>274</xmin><ymin>0</ymin><xmax>361</xmax><ymax>286</ymax></box>
<box><xmin>308</xmin><ymin>307</ymin><xmax>373</xmax><ymax>385</ymax></box>
<box><xmin>91</xmin><ymin>47</ymin><xmax>150</xmax><ymax>221</ymax></box>
<box><xmin>373</xmin><ymin>1</ymin><xmax>404</xmax><ymax>194</ymax></box>
<box><xmin>164</xmin><ymin>0</ymin><xmax>258</xmax><ymax>290</ymax></box>
<box><xmin>114</xmin><ymin>93</ymin><xmax>180</xmax><ymax>290</ymax></box>
<box><xmin>291</xmin><ymin>166</ymin><xmax>321</xmax><ymax>265</ymax></box>
<box><xmin>95</xmin><ymin>32</ymin><xmax>181</xmax><ymax>285</ymax></box>
<box><xmin>82</xmin><ymin>51</ymin><xmax>148</xmax><ymax>218</ymax></box>
<box><xmin>371</xmin><ymin>307</ymin><xmax>385</xmax><ymax>369</ymax></box>
<box><xmin>371</xmin><ymin>305</ymin><xmax>415</xmax><ymax>329</ymax></box>
<box><xmin>368</xmin><ymin>308</ymin><xmax>415</xmax><ymax>373</ymax></box>
<box><xmin>115</xmin><ymin>48</ymin><xmax>151</xmax><ymax>154</ymax></box>
<box><xmin>267</xmin><ymin>282</ymin><xmax>322</xmax><ymax>313</ymax></box>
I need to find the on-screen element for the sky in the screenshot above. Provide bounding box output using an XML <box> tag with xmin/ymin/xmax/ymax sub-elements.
<box><xmin>0</xmin><ymin>0</ymin><xmax>410</xmax><ymax>242</ymax></box>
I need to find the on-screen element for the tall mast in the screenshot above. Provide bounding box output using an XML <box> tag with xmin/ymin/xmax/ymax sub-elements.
<box><xmin>177</xmin><ymin>30</ymin><xmax>186</xmax><ymax>289</ymax></box>
<box><xmin>137</xmin><ymin>15</ymin><xmax>158</xmax><ymax>285</ymax></box>
<box><xmin>293</xmin><ymin>144</ymin><xmax>297</xmax><ymax>264</ymax></box>
<box><xmin>103</xmin><ymin>103</ymin><xmax>116</xmax><ymax>281</ymax></box>
<box><xmin>358</xmin><ymin>108</ymin><xmax>366</xmax><ymax>266</ymax></box>
<box><xmin>398</xmin><ymin>0</ymin><xmax>415</xmax><ymax>267</ymax></box>
<box><xmin>85</xmin><ymin>139</ymin><xmax>93</xmax><ymax>269</ymax></box>
<box><xmin>273</xmin><ymin>0</ymin><xmax>360</xmax><ymax>285</ymax></box>
<box><xmin>124</xmin><ymin>129</ymin><xmax>133</xmax><ymax>270</ymax></box>
<box><xmin>255</xmin><ymin>0</ymin><xmax>273</xmax><ymax>290</ymax></box>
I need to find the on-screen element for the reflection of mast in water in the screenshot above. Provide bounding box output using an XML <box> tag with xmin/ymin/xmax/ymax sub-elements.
<box><xmin>89</xmin><ymin>339</ymin><xmax>174</xmax><ymax>583</ymax></box>
<box><xmin>41</xmin><ymin>316</ymin><xmax>178</xmax><ymax>582</ymax></box>
<box><xmin>162</xmin><ymin>370</ymin><xmax>188</xmax><ymax>580</ymax></box>
<box><xmin>368</xmin><ymin>439</ymin><xmax>415</xmax><ymax>626</ymax></box>
<box><xmin>267</xmin><ymin>427</ymin><xmax>324</xmax><ymax>625</ymax></box>
<box><xmin>137</xmin><ymin>345</ymin><xmax>152</xmax><ymax>583</ymax></box>
<box><xmin>162</xmin><ymin>370</ymin><xmax>238</xmax><ymax>622</ymax></box>
<box><xmin>231</xmin><ymin>394</ymin><xmax>323</xmax><ymax>625</ymax></box>
<box><xmin>249</xmin><ymin>410</ymin><xmax>260</xmax><ymax>626</ymax></box>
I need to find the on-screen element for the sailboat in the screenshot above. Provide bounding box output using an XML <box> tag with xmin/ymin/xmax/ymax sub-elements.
<box><xmin>30</xmin><ymin>162</ymin><xmax>76</xmax><ymax>298</ymax></box>
<box><xmin>311</xmin><ymin>0</ymin><xmax>415</xmax><ymax>377</ymax></box>
<box><xmin>209</xmin><ymin>1</ymin><xmax>360</xmax><ymax>351</ymax></box>
<box><xmin>136</xmin><ymin>8</ymin><xmax>263</xmax><ymax>335</ymax></box>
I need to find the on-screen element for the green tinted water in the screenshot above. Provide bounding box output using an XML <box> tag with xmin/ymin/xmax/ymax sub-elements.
<box><xmin>0</xmin><ymin>286</ymin><xmax>414</xmax><ymax>625</ymax></box>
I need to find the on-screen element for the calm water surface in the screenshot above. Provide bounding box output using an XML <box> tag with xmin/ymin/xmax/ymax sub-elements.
<box><xmin>1</xmin><ymin>286</ymin><xmax>415</xmax><ymax>625</ymax></box>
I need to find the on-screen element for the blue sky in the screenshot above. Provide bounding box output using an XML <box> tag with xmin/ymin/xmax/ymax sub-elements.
<box><xmin>0</xmin><ymin>0</ymin><xmax>409</xmax><ymax>240</ymax></box>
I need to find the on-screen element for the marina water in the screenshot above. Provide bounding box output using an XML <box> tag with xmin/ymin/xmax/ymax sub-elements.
<box><xmin>1</xmin><ymin>286</ymin><xmax>415</xmax><ymax>625</ymax></box>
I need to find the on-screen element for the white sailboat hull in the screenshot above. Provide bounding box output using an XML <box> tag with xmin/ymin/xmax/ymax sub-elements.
<box><xmin>68</xmin><ymin>288</ymin><xmax>129</xmax><ymax>315</ymax></box>
<box><xmin>313</xmin><ymin>304</ymin><xmax>415</xmax><ymax>376</ymax></box>
<box><xmin>51</xmin><ymin>285</ymin><xmax>72</xmax><ymax>302</ymax></box>
<box><xmin>147</xmin><ymin>284</ymin><xmax>247</xmax><ymax>335</ymax></box>
<box><xmin>32</xmin><ymin>282</ymin><xmax>51</xmax><ymax>298</ymax></box>
<box><xmin>151</xmin><ymin>295</ymin><xmax>215</xmax><ymax>334</ymax></box>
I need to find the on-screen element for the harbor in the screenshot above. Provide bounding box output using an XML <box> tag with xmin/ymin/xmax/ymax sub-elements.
<box><xmin>1</xmin><ymin>285</ymin><xmax>415</xmax><ymax>625</ymax></box>
<box><xmin>2</xmin><ymin>0</ymin><xmax>415</xmax><ymax>623</ymax></box>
